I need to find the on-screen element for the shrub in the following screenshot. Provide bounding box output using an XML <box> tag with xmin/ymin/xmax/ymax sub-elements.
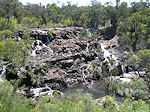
<box><xmin>120</xmin><ymin>99</ymin><xmax>150</xmax><ymax>112</ymax></box>
<box><xmin>92</xmin><ymin>32</ymin><xmax>99</xmax><ymax>40</ymax></box>
<box><xmin>110</xmin><ymin>66</ymin><xmax>119</xmax><ymax>76</ymax></box>
<box><xmin>0</xmin><ymin>17</ymin><xmax>22</xmax><ymax>32</ymax></box>
<box><xmin>112</xmin><ymin>83</ymin><xmax>119</xmax><ymax>93</ymax></box>
<box><xmin>8</xmin><ymin>17</ymin><xmax>20</xmax><ymax>31</ymax></box>
<box><xmin>0</xmin><ymin>18</ymin><xmax>8</xmax><ymax>30</ymax></box>
<box><xmin>0</xmin><ymin>81</ymin><xmax>150</xmax><ymax>112</ymax></box>
<box><xmin>46</xmin><ymin>21</ymin><xmax>63</xmax><ymax>28</ymax></box>
<box><xmin>48</xmin><ymin>30</ymin><xmax>55</xmax><ymax>40</ymax></box>
<box><xmin>60</xmin><ymin>19</ymin><xmax>74</xmax><ymax>27</ymax></box>
<box><xmin>22</xmin><ymin>32</ymin><xmax>30</xmax><ymax>40</ymax></box>
<box><xmin>0</xmin><ymin>80</ymin><xmax>35</xmax><ymax>112</ymax></box>
<box><xmin>92</xmin><ymin>63</ymin><xmax>98</xmax><ymax>68</ymax></box>
<box><xmin>22</xmin><ymin>17</ymin><xmax>41</xmax><ymax>27</ymax></box>
<box><xmin>132</xmin><ymin>78</ymin><xmax>148</xmax><ymax>91</ymax></box>
<box><xmin>102</xmin><ymin>95</ymin><xmax>119</xmax><ymax>111</ymax></box>
<box><xmin>0</xmin><ymin>39</ymin><xmax>28</xmax><ymax>68</ymax></box>
<box><xmin>0</xmin><ymin>30</ymin><xmax>13</xmax><ymax>40</ymax></box>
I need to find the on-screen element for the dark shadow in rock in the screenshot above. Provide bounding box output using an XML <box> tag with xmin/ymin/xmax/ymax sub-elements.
<box><xmin>100</xmin><ymin>26</ymin><xmax>116</xmax><ymax>40</ymax></box>
<box><xmin>44</xmin><ymin>79</ymin><xmax>67</xmax><ymax>90</ymax></box>
<box><xmin>6</xmin><ymin>72</ymin><xmax>18</xmax><ymax>81</ymax></box>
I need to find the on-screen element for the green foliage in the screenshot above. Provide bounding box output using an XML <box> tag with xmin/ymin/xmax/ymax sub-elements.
<box><xmin>136</xmin><ymin>49</ymin><xmax>150</xmax><ymax>61</ymax></box>
<box><xmin>112</xmin><ymin>83</ymin><xmax>119</xmax><ymax>93</ymax></box>
<box><xmin>0</xmin><ymin>17</ymin><xmax>21</xmax><ymax>31</ymax></box>
<box><xmin>48</xmin><ymin>30</ymin><xmax>54</xmax><ymax>40</ymax></box>
<box><xmin>92</xmin><ymin>63</ymin><xmax>98</xmax><ymax>68</ymax></box>
<box><xmin>22</xmin><ymin>32</ymin><xmax>30</xmax><ymax>40</ymax></box>
<box><xmin>60</xmin><ymin>19</ymin><xmax>74</xmax><ymax>27</ymax></box>
<box><xmin>127</xmin><ymin>49</ymin><xmax>150</xmax><ymax>70</ymax></box>
<box><xmin>92</xmin><ymin>32</ymin><xmax>99</xmax><ymax>40</ymax></box>
<box><xmin>0</xmin><ymin>80</ymin><xmax>35</xmax><ymax>112</ymax></box>
<box><xmin>127</xmin><ymin>56</ymin><xmax>140</xmax><ymax>66</ymax></box>
<box><xmin>0</xmin><ymin>80</ymin><xmax>150</xmax><ymax>112</ymax></box>
<box><xmin>119</xmin><ymin>99</ymin><xmax>150</xmax><ymax>112</ymax></box>
<box><xmin>102</xmin><ymin>95</ymin><xmax>119</xmax><ymax>111</ymax></box>
<box><xmin>132</xmin><ymin>78</ymin><xmax>148</xmax><ymax>91</ymax></box>
<box><xmin>117</xmin><ymin>12</ymin><xmax>149</xmax><ymax>51</ymax></box>
<box><xmin>8</xmin><ymin>17</ymin><xmax>21</xmax><ymax>31</ymax></box>
<box><xmin>46</xmin><ymin>21</ymin><xmax>64</xmax><ymax>28</ymax></box>
<box><xmin>0</xmin><ymin>18</ymin><xmax>8</xmax><ymax>30</ymax></box>
<box><xmin>0</xmin><ymin>39</ymin><xmax>28</xmax><ymax>68</ymax></box>
<box><xmin>22</xmin><ymin>17</ymin><xmax>41</xmax><ymax>27</ymax></box>
<box><xmin>0</xmin><ymin>30</ymin><xmax>13</xmax><ymax>40</ymax></box>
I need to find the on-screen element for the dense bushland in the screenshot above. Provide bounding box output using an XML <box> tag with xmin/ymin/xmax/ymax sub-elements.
<box><xmin>0</xmin><ymin>80</ymin><xmax>149</xmax><ymax>112</ymax></box>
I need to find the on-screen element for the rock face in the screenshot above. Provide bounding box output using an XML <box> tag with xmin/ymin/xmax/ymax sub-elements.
<box><xmin>27</xmin><ymin>27</ymin><xmax>140</xmax><ymax>91</ymax></box>
<box><xmin>27</xmin><ymin>27</ymin><xmax>106</xmax><ymax>91</ymax></box>
<box><xmin>106</xmin><ymin>71</ymin><xmax>139</xmax><ymax>84</ymax></box>
<box><xmin>29</xmin><ymin>85</ymin><xmax>62</xmax><ymax>100</ymax></box>
<box><xmin>8</xmin><ymin>27</ymin><xmax>147</xmax><ymax>100</ymax></box>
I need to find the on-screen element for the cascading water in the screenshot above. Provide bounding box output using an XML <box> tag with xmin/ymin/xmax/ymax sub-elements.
<box><xmin>121</xmin><ymin>65</ymin><xmax>126</xmax><ymax>74</ymax></box>
<box><xmin>86</xmin><ymin>28</ymin><xmax>94</xmax><ymax>37</ymax></box>
<box><xmin>0</xmin><ymin>66</ymin><xmax>6</xmax><ymax>78</ymax></box>
<box><xmin>100</xmin><ymin>42</ymin><xmax>119</xmax><ymax>70</ymax></box>
<box><xmin>82</xmin><ymin>70</ymin><xmax>88</xmax><ymax>84</ymax></box>
<box><xmin>86</xmin><ymin>43</ymin><xmax>89</xmax><ymax>53</ymax></box>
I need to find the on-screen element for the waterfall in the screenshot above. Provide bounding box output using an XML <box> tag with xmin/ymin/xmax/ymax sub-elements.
<box><xmin>86</xmin><ymin>28</ymin><xmax>94</xmax><ymax>37</ymax></box>
<box><xmin>0</xmin><ymin>66</ymin><xmax>6</xmax><ymax>78</ymax></box>
<box><xmin>45</xmin><ymin>35</ymin><xmax>50</xmax><ymax>45</ymax></box>
<box><xmin>82</xmin><ymin>70</ymin><xmax>88</xmax><ymax>84</ymax></box>
<box><xmin>86</xmin><ymin>43</ymin><xmax>89</xmax><ymax>53</ymax></box>
<box><xmin>121</xmin><ymin>65</ymin><xmax>126</xmax><ymax>74</ymax></box>
<box><xmin>121</xmin><ymin>65</ymin><xmax>133</xmax><ymax>76</ymax></box>
<box><xmin>36</xmin><ymin>35</ymin><xmax>38</xmax><ymax>40</ymax></box>
<box><xmin>100</xmin><ymin>42</ymin><xmax>119</xmax><ymax>70</ymax></box>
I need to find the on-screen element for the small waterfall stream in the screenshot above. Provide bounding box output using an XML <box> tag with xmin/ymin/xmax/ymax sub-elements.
<box><xmin>82</xmin><ymin>70</ymin><xmax>88</xmax><ymax>84</ymax></box>
<box><xmin>100</xmin><ymin>43</ymin><xmax>119</xmax><ymax>70</ymax></box>
<box><xmin>0</xmin><ymin>66</ymin><xmax>6</xmax><ymax>78</ymax></box>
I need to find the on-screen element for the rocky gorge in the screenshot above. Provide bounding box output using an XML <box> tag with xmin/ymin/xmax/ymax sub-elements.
<box><xmin>0</xmin><ymin>27</ymin><xmax>149</xmax><ymax>101</ymax></box>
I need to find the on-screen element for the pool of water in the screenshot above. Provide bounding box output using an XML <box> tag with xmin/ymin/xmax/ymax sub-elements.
<box><xmin>63</xmin><ymin>81</ymin><xmax>122</xmax><ymax>102</ymax></box>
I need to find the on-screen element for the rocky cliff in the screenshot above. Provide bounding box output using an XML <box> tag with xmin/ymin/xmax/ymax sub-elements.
<box><xmin>3</xmin><ymin>27</ymin><xmax>148</xmax><ymax>100</ymax></box>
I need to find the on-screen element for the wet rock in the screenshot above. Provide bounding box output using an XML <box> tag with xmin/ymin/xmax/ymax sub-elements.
<box><xmin>119</xmin><ymin>78</ymin><xmax>132</xmax><ymax>83</ymax></box>
<box><xmin>29</xmin><ymin>86</ymin><xmax>62</xmax><ymax>100</ymax></box>
<box><xmin>17</xmin><ymin>27</ymin><xmax>138</xmax><ymax>98</ymax></box>
<box><xmin>29</xmin><ymin>40</ymin><xmax>54</xmax><ymax>61</ymax></box>
<box><xmin>138</xmin><ymin>71</ymin><xmax>146</xmax><ymax>77</ymax></box>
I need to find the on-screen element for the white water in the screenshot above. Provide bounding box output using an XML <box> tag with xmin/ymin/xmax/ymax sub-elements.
<box><xmin>0</xmin><ymin>66</ymin><xmax>6</xmax><ymax>78</ymax></box>
<box><xmin>86</xmin><ymin>43</ymin><xmax>89</xmax><ymax>53</ymax></box>
<box><xmin>100</xmin><ymin>43</ymin><xmax>119</xmax><ymax>70</ymax></box>
<box><xmin>82</xmin><ymin>70</ymin><xmax>88</xmax><ymax>84</ymax></box>
<box><xmin>121</xmin><ymin>65</ymin><xmax>126</xmax><ymax>74</ymax></box>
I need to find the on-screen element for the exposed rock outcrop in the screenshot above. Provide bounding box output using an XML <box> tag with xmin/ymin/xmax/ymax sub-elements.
<box><xmin>25</xmin><ymin>27</ymin><xmax>105</xmax><ymax>91</ymax></box>
<box><xmin>6</xmin><ymin>27</ymin><xmax>147</xmax><ymax>100</ymax></box>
